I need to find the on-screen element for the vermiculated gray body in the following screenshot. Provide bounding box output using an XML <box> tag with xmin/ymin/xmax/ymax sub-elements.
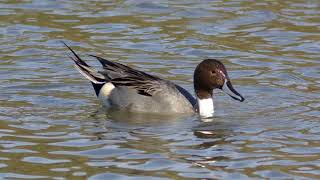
<box><xmin>100</xmin><ymin>82</ymin><xmax>195</xmax><ymax>114</ymax></box>
<box><xmin>64</xmin><ymin>43</ymin><xmax>196</xmax><ymax>114</ymax></box>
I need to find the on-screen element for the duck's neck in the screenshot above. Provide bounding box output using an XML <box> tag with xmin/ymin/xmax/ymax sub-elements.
<box><xmin>197</xmin><ymin>97</ymin><xmax>214</xmax><ymax>117</ymax></box>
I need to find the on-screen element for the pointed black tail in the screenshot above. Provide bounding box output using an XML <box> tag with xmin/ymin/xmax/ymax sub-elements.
<box><xmin>63</xmin><ymin>42</ymin><xmax>106</xmax><ymax>96</ymax></box>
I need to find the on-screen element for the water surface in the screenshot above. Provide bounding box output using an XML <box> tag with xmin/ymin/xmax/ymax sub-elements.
<box><xmin>1</xmin><ymin>0</ymin><xmax>320</xmax><ymax>179</ymax></box>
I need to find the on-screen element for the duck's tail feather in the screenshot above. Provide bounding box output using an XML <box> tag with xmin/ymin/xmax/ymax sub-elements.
<box><xmin>72</xmin><ymin>61</ymin><xmax>105</xmax><ymax>83</ymax></box>
<box><xmin>63</xmin><ymin>42</ymin><xmax>106</xmax><ymax>96</ymax></box>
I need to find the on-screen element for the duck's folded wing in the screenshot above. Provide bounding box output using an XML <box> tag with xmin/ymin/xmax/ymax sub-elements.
<box><xmin>111</xmin><ymin>76</ymin><xmax>167</xmax><ymax>97</ymax></box>
<box><xmin>90</xmin><ymin>55</ymin><xmax>170</xmax><ymax>97</ymax></box>
<box><xmin>90</xmin><ymin>55</ymin><xmax>158</xmax><ymax>80</ymax></box>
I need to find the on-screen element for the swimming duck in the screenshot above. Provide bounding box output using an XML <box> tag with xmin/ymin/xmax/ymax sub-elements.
<box><xmin>64</xmin><ymin>43</ymin><xmax>244</xmax><ymax>117</ymax></box>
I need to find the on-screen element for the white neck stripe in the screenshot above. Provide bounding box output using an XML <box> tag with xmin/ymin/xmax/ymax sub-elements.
<box><xmin>197</xmin><ymin>97</ymin><xmax>214</xmax><ymax>117</ymax></box>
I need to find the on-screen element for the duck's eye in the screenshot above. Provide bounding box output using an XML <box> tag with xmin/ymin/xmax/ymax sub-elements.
<box><xmin>211</xmin><ymin>71</ymin><xmax>216</xmax><ymax>75</ymax></box>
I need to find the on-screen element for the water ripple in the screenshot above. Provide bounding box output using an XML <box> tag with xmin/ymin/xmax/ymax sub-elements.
<box><xmin>0</xmin><ymin>0</ymin><xmax>319</xmax><ymax>179</ymax></box>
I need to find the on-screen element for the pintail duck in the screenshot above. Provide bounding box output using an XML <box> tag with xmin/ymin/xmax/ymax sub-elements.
<box><xmin>64</xmin><ymin>43</ymin><xmax>244</xmax><ymax>117</ymax></box>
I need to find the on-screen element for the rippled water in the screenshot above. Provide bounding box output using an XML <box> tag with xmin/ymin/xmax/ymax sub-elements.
<box><xmin>1</xmin><ymin>0</ymin><xmax>320</xmax><ymax>179</ymax></box>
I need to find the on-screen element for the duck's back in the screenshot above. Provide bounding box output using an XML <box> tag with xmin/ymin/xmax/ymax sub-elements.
<box><xmin>99</xmin><ymin>81</ymin><xmax>195</xmax><ymax>114</ymax></box>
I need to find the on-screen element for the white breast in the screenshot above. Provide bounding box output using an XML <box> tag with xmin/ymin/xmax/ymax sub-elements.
<box><xmin>197</xmin><ymin>97</ymin><xmax>214</xmax><ymax>117</ymax></box>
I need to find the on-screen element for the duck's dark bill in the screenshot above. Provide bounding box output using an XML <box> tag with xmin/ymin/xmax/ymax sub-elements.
<box><xmin>222</xmin><ymin>81</ymin><xmax>245</xmax><ymax>102</ymax></box>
